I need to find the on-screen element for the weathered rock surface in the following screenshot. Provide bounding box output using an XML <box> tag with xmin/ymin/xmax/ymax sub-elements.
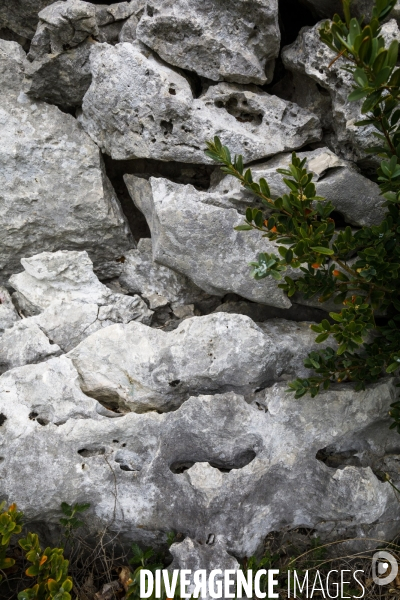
<box><xmin>136</xmin><ymin>0</ymin><xmax>280</xmax><ymax>85</ymax></box>
<box><xmin>25</xmin><ymin>0</ymin><xmax>144</xmax><ymax>107</ymax></box>
<box><xmin>282</xmin><ymin>20</ymin><xmax>400</xmax><ymax>164</ymax></box>
<box><xmin>0</xmin><ymin>366</ymin><xmax>398</xmax><ymax>555</ymax></box>
<box><xmin>125</xmin><ymin>175</ymin><xmax>291</xmax><ymax>306</ymax></box>
<box><xmin>68</xmin><ymin>313</ymin><xmax>330</xmax><ymax>413</ymax></box>
<box><xmin>0</xmin><ymin>320</ymin><xmax>61</xmax><ymax>374</ymax></box>
<box><xmin>119</xmin><ymin>238</ymin><xmax>218</xmax><ymax>310</ymax></box>
<box><xmin>10</xmin><ymin>250</ymin><xmax>117</xmax><ymax>313</ymax></box>
<box><xmin>0</xmin><ymin>39</ymin><xmax>134</xmax><ymax>283</ymax></box>
<box><xmin>0</xmin><ymin>287</ymin><xmax>20</xmax><ymax>332</ymax></box>
<box><xmin>210</xmin><ymin>147</ymin><xmax>385</xmax><ymax>227</ymax></box>
<box><xmin>79</xmin><ymin>42</ymin><xmax>321</xmax><ymax>163</ymax></box>
<box><xmin>0</xmin><ymin>0</ymin><xmax>55</xmax><ymax>39</ymax></box>
<box><xmin>24</xmin><ymin>39</ymin><xmax>94</xmax><ymax>107</ymax></box>
<box><xmin>9</xmin><ymin>251</ymin><xmax>152</xmax><ymax>353</ymax></box>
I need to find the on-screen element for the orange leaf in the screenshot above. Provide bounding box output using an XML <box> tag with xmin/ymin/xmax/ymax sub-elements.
<box><xmin>39</xmin><ymin>556</ymin><xmax>48</xmax><ymax>566</ymax></box>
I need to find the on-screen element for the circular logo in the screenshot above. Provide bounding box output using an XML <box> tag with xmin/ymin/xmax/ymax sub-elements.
<box><xmin>372</xmin><ymin>551</ymin><xmax>398</xmax><ymax>586</ymax></box>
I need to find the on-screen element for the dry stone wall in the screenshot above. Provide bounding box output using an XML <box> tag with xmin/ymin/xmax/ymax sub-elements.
<box><xmin>0</xmin><ymin>0</ymin><xmax>399</xmax><ymax>577</ymax></box>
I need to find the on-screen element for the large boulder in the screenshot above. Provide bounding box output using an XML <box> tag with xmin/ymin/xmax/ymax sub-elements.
<box><xmin>0</xmin><ymin>362</ymin><xmax>398</xmax><ymax>556</ymax></box>
<box><xmin>78</xmin><ymin>41</ymin><xmax>321</xmax><ymax>163</ymax></box>
<box><xmin>124</xmin><ymin>175</ymin><xmax>291</xmax><ymax>306</ymax></box>
<box><xmin>210</xmin><ymin>147</ymin><xmax>385</xmax><ymax>227</ymax></box>
<box><xmin>68</xmin><ymin>312</ymin><xmax>330</xmax><ymax>413</ymax></box>
<box><xmin>0</xmin><ymin>39</ymin><xmax>134</xmax><ymax>283</ymax></box>
<box><xmin>282</xmin><ymin>20</ymin><xmax>400</xmax><ymax>164</ymax></box>
<box><xmin>136</xmin><ymin>0</ymin><xmax>280</xmax><ymax>85</ymax></box>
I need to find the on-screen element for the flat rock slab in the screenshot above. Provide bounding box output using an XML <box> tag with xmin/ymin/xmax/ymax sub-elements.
<box><xmin>79</xmin><ymin>41</ymin><xmax>321</xmax><ymax>163</ymax></box>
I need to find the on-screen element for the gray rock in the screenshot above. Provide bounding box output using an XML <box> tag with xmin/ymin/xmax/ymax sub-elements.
<box><xmin>169</xmin><ymin>538</ymin><xmax>239</xmax><ymax>600</ymax></box>
<box><xmin>68</xmin><ymin>312</ymin><xmax>332</xmax><ymax>413</ymax></box>
<box><xmin>0</xmin><ymin>320</ymin><xmax>61</xmax><ymax>374</ymax></box>
<box><xmin>0</xmin><ymin>287</ymin><xmax>20</xmax><ymax>332</ymax></box>
<box><xmin>79</xmin><ymin>41</ymin><xmax>321</xmax><ymax>163</ymax></box>
<box><xmin>282</xmin><ymin>20</ymin><xmax>400</xmax><ymax>164</ymax></box>
<box><xmin>119</xmin><ymin>238</ymin><xmax>217</xmax><ymax>310</ymax></box>
<box><xmin>211</xmin><ymin>147</ymin><xmax>385</xmax><ymax>227</ymax></box>
<box><xmin>30</xmin><ymin>295</ymin><xmax>152</xmax><ymax>353</ymax></box>
<box><xmin>10</xmin><ymin>250</ymin><xmax>115</xmax><ymax>312</ymax></box>
<box><xmin>24</xmin><ymin>39</ymin><xmax>93</xmax><ymax>107</ymax></box>
<box><xmin>0</xmin><ymin>40</ymin><xmax>134</xmax><ymax>283</ymax></box>
<box><xmin>25</xmin><ymin>0</ymin><xmax>144</xmax><ymax>107</ymax></box>
<box><xmin>29</xmin><ymin>0</ymin><xmax>98</xmax><ymax>59</ymax></box>
<box><xmin>136</xmin><ymin>0</ymin><xmax>280</xmax><ymax>85</ymax></box>
<box><xmin>125</xmin><ymin>175</ymin><xmax>291</xmax><ymax>306</ymax></box>
<box><xmin>9</xmin><ymin>251</ymin><xmax>153</xmax><ymax>352</ymax></box>
<box><xmin>0</xmin><ymin>369</ymin><xmax>398</xmax><ymax>556</ymax></box>
<box><xmin>0</xmin><ymin>0</ymin><xmax>57</xmax><ymax>39</ymax></box>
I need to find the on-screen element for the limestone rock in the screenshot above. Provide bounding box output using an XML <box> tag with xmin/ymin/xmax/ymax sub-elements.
<box><xmin>0</xmin><ymin>0</ymin><xmax>56</xmax><ymax>39</ymax></box>
<box><xmin>24</xmin><ymin>39</ymin><xmax>93</xmax><ymax>107</ymax></box>
<box><xmin>0</xmin><ymin>287</ymin><xmax>20</xmax><ymax>332</ymax></box>
<box><xmin>0</xmin><ymin>320</ymin><xmax>61</xmax><ymax>374</ymax></box>
<box><xmin>119</xmin><ymin>238</ymin><xmax>217</xmax><ymax>310</ymax></box>
<box><xmin>0</xmin><ymin>375</ymin><xmax>398</xmax><ymax>556</ymax></box>
<box><xmin>25</xmin><ymin>0</ymin><xmax>144</xmax><ymax>107</ymax></box>
<box><xmin>9</xmin><ymin>251</ymin><xmax>153</xmax><ymax>352</ymax></box>
<box><xmin>211</xmin><ymin>147</ymin><xmax>385</xmax><ymax>227</ymax></box>
<box><xmin>79</xmin><ymin>41</ymin><xmax>321</xmax><ymax>163</ymax></box>
<box><xmin>136</xmin><ymin>0</ymin><xmax>280</xmax><ymax>85</ymax></box>
<box><xmin>29</xmin><ymin>0</ymin><xmax>98</xmax><ymax>58</ymax></box>
<box><xmin>282</xmin><ymin>20</ymin><xmax>400</xmax><ymax>164</ymax></box>
<box><xmin>125</xmin><ymin>175</ymin><xmax>291</xmax><ymax>306</ymax></box>
<box><xmin>68</xmin><ymin>313</ymin><xmax>332</xmax><ymax>413</ymax></box>
<box><xmin>0</xmin><ymin>40</ymin><xmax>134</xmax><ymax>283</ymax></box>
<box><xmin>10</xmin><ymin>250</ymin><xmax>115</xmax><ymax>312</ymax></box>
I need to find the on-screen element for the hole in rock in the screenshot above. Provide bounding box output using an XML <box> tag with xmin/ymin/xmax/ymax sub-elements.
<box><xmin>29</xmin><ymin>411</ymin><xmax>38</xmax><ymax>420</ymax></box>
<box><xmin>78</xmin><ymin>447</ymin><xmax>106</xmax><ymax>457</ymax></box>
<box><xmin>169</xmin><ymin>88</ymin><xmax>176</xmax><ymax>95</ymax></box>
<box><xmin>170</xmin><ymin>450</ymin><xmax>256</xmax><ymax>474</ymax></box>
<box><xmin>214</xmin><ymin>97</ymin><xmax>263</xmax><ymax>125</ymax></box>
<box><xmin>316</xmin><ymin>447</ymin><xmax>361</xmax><ymax>469</ymax></box>
<box><xmin>147</xmin><ymin>5</ymin><xmax>154</xmax><ymax>16</ymax></box>
<box><xmin>206</xmin><ymin>534</ymin><xmax>215</xmax><ymax>545</ymax></box>
<box><xmin>0</xmin><ymin>413</ymin><xmax>6</xmax><ymax>426</ymax></box>
<box><xmin>119</xmin><ymin>464</ymin><xmax>138</xmax><ymax>472</ymax></box>
<box><xmin>36</xmin><ymin>417</ymin><xmax>49</xmax><ymax>426</ymax></box>
<box><xmin>169</xmin><ymin>379</ymin><xmax>181</xmax><ymax>388</ymax></box>
<box><xmin>170</xmin><ymin>461</ymin><xmax>195</xmax><ymax>474</ymax></box>
<box><xmin>113</xmin><ymin>440</ymin><xmax>119</xmax><ymax>444</ymax></box>
<box><xmin>160</xmin><ymin>119</ymin><xmax>173</xmax><ymax>135</ymax></box>
<box><xmin>0</xmin><ymin>457</ymin><xmax>4</xmax><ymax>462</ymax></box>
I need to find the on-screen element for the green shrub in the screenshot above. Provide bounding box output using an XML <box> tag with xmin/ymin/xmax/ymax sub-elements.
<box><xmin>206</xmin><ymin>0</ymin><xmax>400</xmax><ymax>433</ymax></box>
<box><xmin>0</xmin><ymin>501</ymin><xmax>74</xmax><ymax>600</ymax></box>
